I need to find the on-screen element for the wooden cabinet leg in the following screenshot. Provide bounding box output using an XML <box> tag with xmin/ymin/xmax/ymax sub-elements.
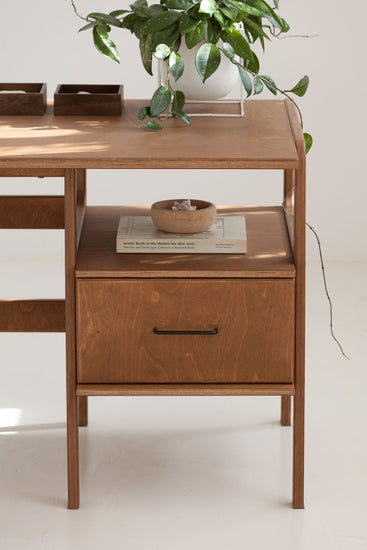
<box><xmin>78</xmin><ymin>396</ymin><xmax>88</xmax><ymax>427</ymax></box>
<box><xmin>292</xmin><ymin>388</ymin><xmax>305</xmax><ymax>508</ymax></box>
<box><xmin>65</xmin><ymin>169</ymin><xmax>80</xmax><ymax>509</ymax></box>
<box><xmin>67</xmin><ymin>392</ymin><xmax>79</xmax><ymax>509</ymax></box>
<box><xmin>285</xmin><ymin>101</ymin><xmax>306</xmax><ymax>509</ymax></box>
<box><xmin>281</xmin><ymin>395</ymin><xmax>291</xmax><ymax>426</ymax></box>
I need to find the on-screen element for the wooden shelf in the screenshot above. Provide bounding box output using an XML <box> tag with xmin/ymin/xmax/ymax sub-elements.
<box><xmin>0</xmin><ymin>100</ymin><xmax>298</xmax><ymax>170</ymax></box>
<box><xmin>76</xmin><ymin>205</ymin><xmax>295</xmax><ymax>279</ymax></box>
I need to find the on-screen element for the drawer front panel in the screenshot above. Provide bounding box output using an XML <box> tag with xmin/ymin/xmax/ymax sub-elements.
<box><xmin>77</xmin><ymin>279</ymin><xmax>294</xmax><ymax>384</ymax></box>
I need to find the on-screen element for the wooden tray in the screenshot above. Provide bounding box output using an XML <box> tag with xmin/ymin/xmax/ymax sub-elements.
<box><xmin>0</xmin><ymin>83</ymin><xmax>47</xmax><ymax>115</ymax></box>
<box><xmin>54</xmin><ymin>84</ymin><xmax>124</xmax><ymax>115</ymax></box>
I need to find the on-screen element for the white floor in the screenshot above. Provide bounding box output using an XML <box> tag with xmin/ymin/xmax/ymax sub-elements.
<box><xmin>0</xmin><ymin>260</ymin><xmax>366</xmax><ymax>550</ymax></box>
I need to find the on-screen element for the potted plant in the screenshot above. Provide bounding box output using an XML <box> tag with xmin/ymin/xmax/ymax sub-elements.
<box><xmin>71</xmin><ymin>0</ymin><xmax>312</xmax><ymax>150</ymax></box>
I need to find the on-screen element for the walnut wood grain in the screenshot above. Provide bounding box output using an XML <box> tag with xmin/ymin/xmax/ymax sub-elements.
<box><xmin>285</xmin><ymin>99</ymin><xmax>306</xmax><ymax>509</ymax></box>
<box><xmin>0</xmin><ymin>83</ymin><xmax>46</xmax><ymax>115</ymax></box>
<box><xmin>0</xmin><ymin>168</ymin><xmax>64</xmax><ymax>177</ymax></box>
<box><xmin>77</xmin><ymin>384</ymin><xmax>296</xmax><ymax>397</ymax></box>
<box><xmin>75</xmin><ymin>169</ymin><xmax>88</xmax><ymax>429</ymax></box>
<box><xmin>0</xmin><ymin>99</ymin><xmax>305</xmax><ymax>509</ymax></box>
<box><xmin>77</xmin><ymin>396</ymin><xmax>88</xmax><ymax>427</ymax></box>
<box><xmin>54</xmin><ymin>84</ymin><xmax>123</xmax><ymax>116</ymax></box>
<box><xmin>281</xmin><ymin>395</ymin><xmax>292</xmax><ymax>426</ymax></box>
<box><xmin>0</xmin><ymin>100</ymin><xmax>298</xmax><ymax>169</ymax></box>
<box><xmin>75</xmin><ymin>206</ymin><xmax>295</xmax><ymax>279</ymax></box>
<box><xmin>76</xmin><ymin>169</ymin><xmax>87</xmax><ymax>247</ymax></box>
<box><xmin>283</xmin><ymin>169</ymin><xmax>295</xmax><ymax>251</ymax></box>
<box><xmin>64</xmin><ymin>169</ymin><xmax>79</xmax><ymax>509</ymax></box>
<box><xmin>0</xmin><ymin>299</ymin><xmax>65</xmax><ymax>332</ymax></box>
<box><xmin>76</xmin><ymin>278</ymin><xmax>294</xmax><ymax>384</ymax></box>
<box><xmin>0</xmin><ymin>196</ymin><xmax>64</xmax><ymax>228</ymax></box>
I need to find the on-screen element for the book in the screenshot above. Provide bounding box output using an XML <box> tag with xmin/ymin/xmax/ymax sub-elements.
<box><xmin>116</xmin><ymin>215</ymin><xmax>247</xmax><ymax>253</ymax></box>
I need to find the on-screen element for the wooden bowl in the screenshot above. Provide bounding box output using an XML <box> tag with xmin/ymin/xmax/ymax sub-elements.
<box><xmin>151</xmin><ymin>199</ymin><xmax>217</xmax><ymax>234</ymax></box>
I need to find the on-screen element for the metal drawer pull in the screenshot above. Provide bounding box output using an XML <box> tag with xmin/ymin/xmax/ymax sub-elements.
<box><xmin>153</xmin><ymin>327</ymin><xmax>218</xmax><ymax>335</ymax></box>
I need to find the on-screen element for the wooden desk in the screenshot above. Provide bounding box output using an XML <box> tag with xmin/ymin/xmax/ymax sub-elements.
<box><xmin>0</xmin><ymin>99</ymin><xmax>305</xmax><ymax>509</ymax></box>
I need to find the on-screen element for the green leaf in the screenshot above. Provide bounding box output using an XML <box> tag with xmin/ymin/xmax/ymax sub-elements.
<box><xmin>153</xmin><ymin>43</ymin><xmax>171</xmax><ymax>59</ymax></box>
<box><xmin>213</xmin><ymin>11</ymin><xmax>226</xmax><ymax>27</ymax></box>
<box><xmin>238</xmin><ymin>66</ymin><xmax>252</xmax><ymax>97</ymax></box>
<box><xmin>166</xmin><ymin>0</ymin><xmax>194</xmax><ymax>8</ymax></box>
<box><xmin>141</xmin><ymin>10</ymin><xmax>181</xmax><ymax>34</ymax></box>
<box><xmin>304</xmin><ymin>133</ymin><xmax>313</xmax><ymax>154</ymax></box>
<box><xmin>88</xmin><ymin>12</ymin><xmax>122</xmax><ymax>27</ymax></box>
<box><xmin>79</xmin><ymin>22</ymin><xmax>97</xmax><ymax>32</ymax></box>
<box><xmin>253</xmin><ymin>74</ymin><xmax>263</xmax><ymax>94</ymax></box>
<box><xmin>219</xmin><ymin>5</ymin><xmax>238</xmax><ymax>20</ymax></box>
<box><xmin>244</xmin><ymin>50</ymin><xmax>259</xmax><ymax>73</ymax></box>
<box><xmin>172</xmin><ymin>90</ymin><xmax>185</xmax><ymax>112</ymax></box>
<box><xmin>149</xmin><ymin>4</ymin><xmax>165</xmax><ymax>16</ymax></box>
<box><xmin>206</xmin><ymin>19</ymin><xmax>222</xmax><ymax>43</ymax></box>
<box><xmin>225</xmin><ymin>0</ymin><xmax>266</xmax><ymax>17</ymax></box>
<box><xmin>172</xmin><ymin>34</ymin><xmax>182</xmax><ymax>51</ymax></box>
<box><xmin>185</xmin><ymin>19</ymin><xmax>207</xmax><ymax>48</ymax></box>
<box><xmin>130</xmin><ymin>0</ymin><xmax>150</xmax><ymax>18</ymax></box>
<box><xmin>92</xmin><ymin>26</ymin><xmax>120</xmax><ymax>63</ymax></box>
<box><xmin>243</xmin><ymin>17</ymin><xmax>270</xmax><ymax>40</ymax></box>
<box><xmin>289</xmin><ymin>75</ymin><xmax>309</xmax><ymax>97</ymax></box>
<box><xmin>109</xmin><ymin>9</ymin><xmax>129</xmax><ymax>16</ymax></box>
<box><xmin>138</xmin><ymin>106</ymin><xmax>151</xmax><ymax>120</ymax></box>
<box><xmin>172</xmin><ymin>110</ymin><xmax>191</xmax><ymax>125</ymax></box>
<box><xmin>223</xmin><ymin>26</ymin><xmax>253</xmax><ymax>60</ymax></box>
<box><xmin>169</xmin><ymin>51</ymin><xmax>184</xmax><ymax>81</ymax></box>
<box><xmin>139</xmin><ymin>34</ymin><xmax>154</xmax><ymax>74</ymax></box>
<box><xmin>121</xmin><ymin>13</ymin><xmax>138</xmax><ymax>32</ymax></box>
<box><xmin>261</xmin><ymin>74</ymin><xmax>277</xmax><ymax>94</ymax></box>
<box><xmin>190</xmin><ymin>4</ymin><xmax>212</xmax><ymax>19</ymax></box>
<box><xmin>222</xmin><ymin>42</ymin><xmax>235</xmax><ymax>58</ymax></box>
<box><xmin>254</xmin><ymin>0</ymin><xmax>289</xmax><ymax>31</ymax></box>
<box><xmin>134</xmin><ymin>17</ymin><xmax>147</xmax><ymax>38</ymax></box>
<box><xmin>273</xmin><ymin>0</ymin><xmax>279</xmax><ymax>7</ymax></box>
<box><xmin>195</xmin><ymin>42</ymin><xmax>221</xmax><ymax>82</ymax></box>
<box><xmin>199</xmin><ymin>0</ymin><xmax>217</xmax><ymax>15</ymax></box>
<box><xmin>246</xmin><ymin>0</ymin><xmax>270</xmax><ymax>10</ymax></box>
<box><xmin>152</xmin><ymin>22</ymin><xmax>180</xmax><ymax>49</ymax></box>
<box><xmin>144</xmin><ymin>119</ymin><xmax>163</xmax><ymax>131</ymax></box>
<box><xmin>150</xmin><ymin>85</ymin><xmax>172</xmax><ymax>116</ymax></box>
<box><xmin>179</xmin><ymin>14</ymin><xmax>199</xmax><ymax>34</ymax></box>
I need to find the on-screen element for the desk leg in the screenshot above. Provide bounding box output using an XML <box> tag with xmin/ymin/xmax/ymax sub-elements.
<box><xmin>281</xmin><ymin>396</ymin><xmax>292</xmax><ymax>426</ymax></box>
<box><xmin>78</xmin><ymin>396</ymin><xmax>88</xmax><ymax>427</ymax></box>
<box><xmin>292</xmin><ymin>146</ymin><xmax>306</xmax><ymax>509</ymax></box>
<box><xmin>65</xmin><ymin>169</ymin><xmax>79</xmax><ymax>509</ymax></box>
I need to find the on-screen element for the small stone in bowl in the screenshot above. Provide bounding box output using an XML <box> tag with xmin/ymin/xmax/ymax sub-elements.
<box><xmin>151</xmin><ymin>199</ymin><xmax>216</xmax><ymax>234</ymax></box>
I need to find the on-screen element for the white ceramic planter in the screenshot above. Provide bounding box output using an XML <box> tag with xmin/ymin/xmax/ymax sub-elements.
<box><xmin>159</xmin><ymin>41</ymin><xmax>239</xmax><ymax>100</ymax></box>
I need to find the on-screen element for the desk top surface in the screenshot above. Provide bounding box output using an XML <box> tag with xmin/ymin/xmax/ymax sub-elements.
<box><xmin>0</xmin><ymin>99</ymin><xmax>299</xmax><ymax>170</ymax></box>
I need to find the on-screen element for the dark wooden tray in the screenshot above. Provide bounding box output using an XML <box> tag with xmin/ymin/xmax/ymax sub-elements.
<box><xmin>54</xmin><ymin>84</ymin><xmax>124</xmax><ymax>115</ymax></box>
<box><xmin>0</xmin><ymin>83</ymin><xmax>47</xmax><ymax>115</ymax></box>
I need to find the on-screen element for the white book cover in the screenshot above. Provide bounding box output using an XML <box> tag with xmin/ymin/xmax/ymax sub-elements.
<box><xmin>116</xmin><ymin>215</ymin><xmax>247</xmax><ymax>253</ymax></box>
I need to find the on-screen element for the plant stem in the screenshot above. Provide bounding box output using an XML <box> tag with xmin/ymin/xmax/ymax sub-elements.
<box><xmin>229</xmin><ymin>56</ymin><xmax>304</xmax><ymax>128</ymax></box>
<box><xmin>306</xmin><ymin>221</ymin><xmax>350</xmax><ymax>359</ymax></box>
<box><xmin>70</xmin><ymin>0</ymin><xmax>89</xmax><ymax>22</ymax></box>
<box><xmin>282</xmin><ymin>191</ymin><xmax>349</xmax><ymax>360</ymax></box>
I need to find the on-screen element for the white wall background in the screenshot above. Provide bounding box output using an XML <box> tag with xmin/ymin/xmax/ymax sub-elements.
<box><xmin>1</xmin><ymin>0</ymin><xmax>366</xmax><ymax>261</ymax></box>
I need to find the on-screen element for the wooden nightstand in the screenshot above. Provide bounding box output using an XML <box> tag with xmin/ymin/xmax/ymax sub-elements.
<box><xmin>0</xmin><ymin>99</ymin><xmax>305</xmax><ymax>509</ymax></box>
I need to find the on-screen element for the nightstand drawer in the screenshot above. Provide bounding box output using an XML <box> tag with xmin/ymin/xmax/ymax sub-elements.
<box><xmin>76</xmin><ymin>279</ymin><xmax>294</xmax><ymax>384</ymax></box>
